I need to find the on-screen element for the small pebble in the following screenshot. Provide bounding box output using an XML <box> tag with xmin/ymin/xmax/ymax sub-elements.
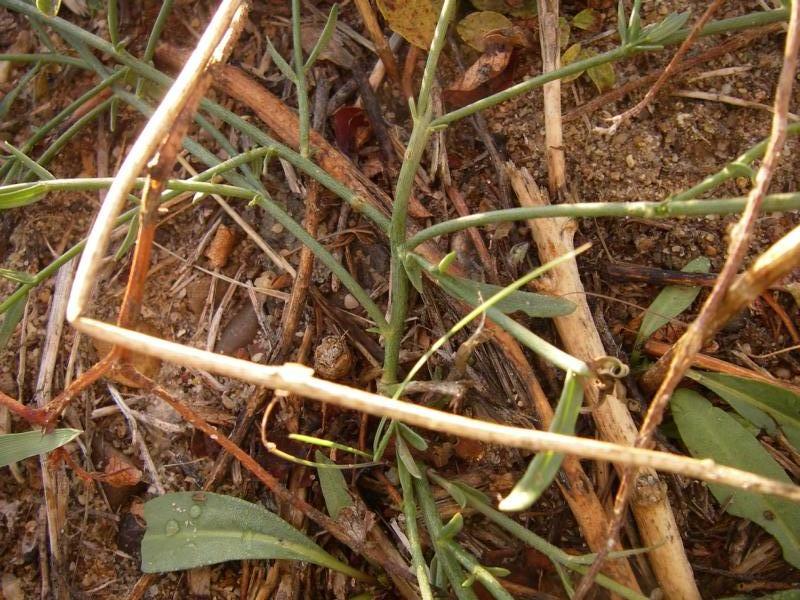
<box><xmin>343</xmin><ymin>294</ymin><xmax>359</xmax><ymax>310</ymax></box>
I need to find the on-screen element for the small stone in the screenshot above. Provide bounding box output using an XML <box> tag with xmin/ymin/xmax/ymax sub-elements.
<box><xmin>343</xmin><ymin>294</ymin><xmax>359</xmax><ymax>310</ymax></box>
<box><xmin>271</xmin><ymin>223</ymin><xmax>284</xmax><ymax>234</ymax></box>
<box><xmin>625</xmin><ymin>154</ymin><xmax>636</xmax><ymax>168</ymax></box>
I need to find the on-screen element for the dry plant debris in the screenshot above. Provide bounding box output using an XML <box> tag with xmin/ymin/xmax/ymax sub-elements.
<box><xmin>0</xmin><ymin>0</ymin><xmax>799</xmax><ymax>599</ymax></box>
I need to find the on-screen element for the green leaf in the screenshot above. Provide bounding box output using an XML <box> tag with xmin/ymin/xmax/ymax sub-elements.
<box><xmin>396</xmin><ymin>435</ymin><xmax>422</xmax><ymax>479</ymax></box>
<box><xmin>686</xmin><ymin>370</ymin><xmax>800</xmax><ymax>450</ymax></box>
<box><xmin>0</xmin><ymin>183</ymin><xmax>46</xmax><ymax>209</ymax></box>
<box><xmin>617</xmin><ymin>0</ymin><xmax>628</xmax><ymax>43</ymax></box>
<box><xmin>0</xmin><ymin>428</ymin><xmax>81</xmax><ymax>467</ymax></box>
<box><xmin>500</xmin><ymin>371</ymin><xmax>583</xmax><ymax>511</ymax></box>
<box><xmin>0</xmin><ymin>292</ymin><xmax>27</xmax><ymax>350</ymax></box>
<box><xmin>439</xmin><ymin>512</ymin><xmax>464</xmax><ymax>540</ymax></box>
<box><xmin>403</xmin><ymin>254</ymin><xmax>425</xmax><ymax>294</ymax></box>
<box><xmin>35</xmin><ymin>0</ymin><xmax>61</xmax><ymax>16</ymax></box>
<box><xmin>434</xmin><ymin>271</ymin><xmax>575</xmax><ymax>318</ymax></box>
<box><xmin>572</xmin><ymin>8</ymin><xmax>600</xmax><ymax>31</ymax></box>
<box><xmin>141</xmin><ymin>492</ymin><xmax>368</xmax><ymax>579</ymax></box>
<box><xmin>264</xmin><ymin>36</ymin><xmax>297</xmax><ymax>83</ymax></box>
<box><xmin>633</xmin><ymin>256</ymin><xmax>710</xmax><ymax>356</ymax></box>
<box><xmin>304</xmin><ymin>4</ymin><xmax>339</xmax><ymax>71</ymax></box>
<box><xmin>672</xmin><ymin>389</ymin><xmax>800</xmax><ymax>568</ymax></box>
<box><xmin>398</xmin><ymin>422</ymin><xmax>429</xmax><ymax>451</ymax></box>
<box><xmin>0</xmin><ymin>269</ymin><xmax>36</xmax><ymax>285</ymax></box>
<box><xmin>314</xmin><ymin>451</ymin><xmax>354</xmax><ymax>519</ymax></box>
<box><xmin>641</xmin><ymin>11</ymin><xmax>691</xmax><ymax>45</ymax></box>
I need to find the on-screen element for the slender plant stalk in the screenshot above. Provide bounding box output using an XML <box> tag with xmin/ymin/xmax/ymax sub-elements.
<box><xmin>291</xmin><ymin>0</ymin><xmax>310</xmax><ymax>157</ymax></box>
<box><xmin>383</xmin><ymin>0</ymin><xmax>458</xmax><ymax>386</ymax></box>
<box><xmin>404</xmin><ymin>192</ymin><xmax>800</xmax><ymax>249</ymax></box>
<box><xmin>439</xmin><ymin>540</ymin><xmax>513</xmax><ymax>600</ymax></box>
<box><xmin>398</xmin><ymin>461</ymin><xmax>434</xmax><ymax>600</ymax></box>
<box><xmin>430</xmin><ymin>8</ymin><xmax>788</xmax><ymax>127</ymax></box>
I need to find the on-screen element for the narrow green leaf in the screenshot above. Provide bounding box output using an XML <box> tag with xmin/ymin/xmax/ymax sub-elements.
<box><xmin>633</xmin><ymin>256</ymin><xmax>710</xmax><ymax>355</ymax></box>
<box><xmin>396</xmin><ymin>435</ymin><xmax>422</xmax><ymax>479</ymax></box>
<box><xmin>642</xmin><ymin>11</ymin><xmax>691</xmax><ymax>44</ymax></box>
<box><xmin>500</xmin><ymin>371</ymin><xmax>583</xmax><ymax>511</ymax></box>
<box><xmin>0</xmin><ymin>183</ymin><xmax>46</xmax><ymax>209</ymax></box>
<box><xmin>304</xmin><ymin>4</ymin><xmax>339</xmax><ymax>71</ymax></box>
<box><xmin>403</xmin><ymin>253</ymin><xmax>425</xmax><ymax>293</ymax></box>
<box><xmin>439</xmin><ymin>513</ymin><xmax>464</xmax><ymax>540</ymax></box>
<box><xmin>265</xmin><ymin>37</ymin><xmax>297</xmax><ymax>83</ymax></box>
<box><xmin>314</xmin><ymin>451</ymin><xmax>353</xmax><ymax>519</ymax></box>
<box><xmin>141</xmin><ymin>492</ymin><xmax>368</xmax><ymax>579</ymax></box>
<box><xmin>0</xmin><ymin>428</ymin><xmax>81</xmax><ymax>467</ymax></box>
<box><xmin>0</xmin><ymin>292</ymin><xmax>27</xmax><ymax>350</ymax></box>
<box><xmin>672</xmin><ymin>389</ymin><xmax>800</xmax><ymax>568</ymax></box>
<box><xmin>435</xmin><ymin>272</ymin><xmax>575</xmax><ymax>318</ymax></box>
<box><xmin>398</xmin><ymin>422</ymin><xmax>428</xmax><ymax>451</ymax></box>
<box><xmin>0</xmin><ymin>268</ymin><xmax>35</xmax><ymax>285</ymax></box>
<box><xmin>617</xmin><ymin>0</ymin><xmax>628</xmax><ymax>43</ymax></box>
<box><xmin>687</xmin><ymin>370</ymin><xmax>800</xmax><ymax>450</ymax></box>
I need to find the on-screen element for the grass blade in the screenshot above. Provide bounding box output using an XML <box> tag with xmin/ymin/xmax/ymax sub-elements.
<box><xmin>314</xmin><ymin>451</ymin><xmax>353</xmax><ymax>519</ymax></box>
<box><xmin>0</xmin><ymin>428</ymin><xmax>81</xmax><ymax>467</ymax></box>
<box><xmin>500</xmin><ymin>371</ymin><xmax>583</xmax><ymax>511</ymax></box>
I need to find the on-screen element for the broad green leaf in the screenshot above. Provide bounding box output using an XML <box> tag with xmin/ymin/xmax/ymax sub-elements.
<box><xmin>0</xmin><ymin>183</ymin><xmax>46</xmax><ymax>209</ymax></box>
<box><xmin>572</xmin><ymin>8</ymin><xmax>600</xmax><ymax>31</ymax></box>
<box><xmin>500</xmin><ymin>371</ymin><xmax>583</xmax><ymax>511</ymax></box>
<box><xmin>456</xmin><ymin>11</ymin><xmax>512</xmax><ymax>52</ymax></box>
<box><xmin>0</xmin><ymin>429</ymin><xmax>81</xmax><ymax>467</ymax></box>
<box><xmin>687</xmin><ymin>370</ymin><xmax>800</xmax><ymax>450</ymax></box>
<box><xmin>633</xmin><ymin>256</ymin><xmax>710</xmax><ymax>356</ymax></box>
<box><xmin>0</xmin><ymin>293</ymin><xmax>27</xmax><ymax>350</ymax></box>
<box><xmin>435</xmin><ymin>271</ymin><xmax>575</xmax><ymax>318</ymax></box>
<box><xmin>376</xmin><ymin>0</ymin><xmax>443</xmax><ymax>49</ymax></box>
<box><xmin>672</xmin><ymin>389</ymin><xmax>800</xmax><ymax>568</ymax></box>
<box><xmin>141</xmin><ymin>492</ymin><xmax>367</xmax><ymax>579</ymax></box>
<box><xmin>315</xmin><ymin>451</ymin><xmax>353</xmax><ymax>519</ymax></box>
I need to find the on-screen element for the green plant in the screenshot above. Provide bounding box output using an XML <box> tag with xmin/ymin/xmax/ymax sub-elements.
<box><xmin>0</xmin><ymin>0</ymin><xmax>798</xmax><ymax>597</ymax></box>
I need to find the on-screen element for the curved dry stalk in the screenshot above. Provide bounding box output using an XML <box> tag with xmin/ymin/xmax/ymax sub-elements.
<box><xmin>574</xmin><ymin>1</ymin><xmax>800</xmax><ymax>596</ymax></box>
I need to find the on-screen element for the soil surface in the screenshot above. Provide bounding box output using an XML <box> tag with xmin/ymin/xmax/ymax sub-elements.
<box><xmin>1</xmin><ymin>1</ymin><xmax>799</xmax><ymax>599</ymax></box>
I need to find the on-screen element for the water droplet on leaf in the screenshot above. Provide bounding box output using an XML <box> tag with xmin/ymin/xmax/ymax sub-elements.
<box><xmin>165</xmin><ymin>519</ymin><xmax>180</xmax><ymax>536</ymax></box>
<box><xmin>189</xmin><ymin>505</ymin><xmax>202</xmax><ymax>519</ymax></box>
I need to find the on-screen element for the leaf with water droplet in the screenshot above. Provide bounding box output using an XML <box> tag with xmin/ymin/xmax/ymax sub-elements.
<box><xmin>141</xmin><ymin>492</ymin><xmax>370</xmax><ymax>580</ymax></box>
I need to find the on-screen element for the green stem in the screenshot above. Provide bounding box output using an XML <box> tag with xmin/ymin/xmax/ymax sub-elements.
<box><xmin>383</xmin><ymin>0</ymin><xmax>458</xmax><ymax>386</ymax></box>
<box><xmin>0</xmin><ymin>53</ymin><xmax>84</xmax><ymax>67</ymax></box>
<box><xmin>671</xmin><ymin>122</ymin><xmax>800</xmax><ymax>202</ymax></box>
<box><xmin>428</xmin><ymin>473</ymin><xmax>647</xmax><ymax>600</ymax></box>
<box><xmin>439</xmin><ymin>540</ymin><xmax>513</xmax><ymax>600</ymax></box>
<box><xmin>415</xmin><ymin>473</ymin><xmax>479</xmax><ymax>600</ymax></box>
<box><xmin>404</xmin><ymin>192</ymin><xmax>800</xmax><ymax>249</ymax></box>
<box><xmin>292</xmin><ymin>0</ymin><xmax>310</xmax><ymax>158</ymax></box>
<box><xmin>431</xmin><ymin>8</ymin><xmax>789</xmax><ymax>127</ymax></box>
<box><xmin>398</xmin><ymin>461</ymin><xmax>434</xmax><ymax>600</ymax></box>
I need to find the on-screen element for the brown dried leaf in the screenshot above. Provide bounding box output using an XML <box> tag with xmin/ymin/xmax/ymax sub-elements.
<box><xmin>376</xmin><ymin>0</ymin><xmax>443</xmax><ymax>49</ymax></box>
<box><xmin>443</xmin><ymin>44</ymin><xmax>514</xmax><ymax>108</ymax></box>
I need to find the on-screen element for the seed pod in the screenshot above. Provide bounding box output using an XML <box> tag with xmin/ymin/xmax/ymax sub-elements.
<box><xmin>204</xmin><ymin>224</ymin><xmax>237</xmax><ymax>269</ymax></box>
<box><xmin>313</xmin><ymin>335</ymin><xmax>353</xmax><ymax>380</ymax></box>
